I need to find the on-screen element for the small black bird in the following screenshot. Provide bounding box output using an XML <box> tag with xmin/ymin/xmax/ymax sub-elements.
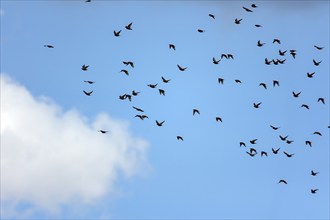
<box><xmin>257</xmin><ymin>40</ymin><xmax>265</xmax><ymax>47</ymax></box>
<box><xmin>246</xmin><ymin>151</ymin><xmax>257</xmax><ymax>157</ymax></box>
<box><xmin>278</xmin><ymin>59</ymin><xmax>286</xmax><ymax>64</ymax></box>
<box><xmin>209</xmin><ymin>14</ymin><xmax>215</xmax><ymax>19</ymax></box>
<box><xmin>270</xmin><ymin>125</ymin><xmax>280</xmax><ymax>130</ymax></box>
<box><xmin>278</xmin><ymin>179</ymin><xmax>287</xmax><ymax>184</ymax></box>
<box><xmin>119</xmin><ymin>94</ymin><xmax>127</xmax><ymax>100</ymax></box>
<box><xmin>44</xmin><ymin>45</ymin><xmax>54</xmax><ymax>48</ymax></box>
<box><xmin>307</xmin><ymin>72</ymin><xmax>315</xmax><ymax>78</ymax></box>
<box><xmin>125</xmin><ymin>22</ymin><xmax>133</xmax><ymax>30</ymax></box>
<box><xmin>301</xmin><ymin>104</ymin><xmax>310</xmax><ymax>109</ymax></box>
<box><xmin>81</xmin><ymin>65</ymin><xmax>89</xmax><ymax>71</ymax></box>
<box><xmin>279</xmin><ymin>135</ymin><xmax>288</xmax><ymax>141</ymax></box>
<box><xmin>197</xmin><ymin>29</ymin><xmax>205</xmax><ymax>33</ymax></box>
<box><xmin>218</xmin><ymin>78</ymin><xmax>224</xmax><ymax>84</ymax></box>
<box><xmin>272</xmin><ymin>148</ymin><xmax>280</xmax><ymax>154</ymax></box>
<box><xmin>193</xmin><ymin>109</ymin><xmax>200</xmax><ymax>115</ymax></box>
<box><xmin>305</xmin><ymin>141</ymin><xmax>312</xmax><ymax>147</ymax></box>
<box><xmin>279</xmin><ymin>50</ymin><xmax>287</xmax><ymax>56</ymax></box>
<box><xmin>161</xmin><ymin>76</ymin><xmax>171</xmax><ymax>83</ymax></box>
<box><xmin>314</xmin><ymin>45</ymin><xmax>324</xmax><ymax>50</ymax></box>
<box><xmin>283</xmin><ymin>151</ymin><xmax>294</xmax><ymax>157</ymax></box>
<box><xmin>98</xmin><ymin>130</ymin><xmax>108</xmax><ymax>134</ymax></box>
<box><xmin>83</xmin><ymin>90</ymin><xmax>93</xmax><ymax>96</ymax></box>
<box><xmin>227</xmin><ymin>54</ymin><xmax>234</xmax><ymax>59</ymax></box>
<box><xmin>239</xmin><ymin>142</ymin><xmax>246</xmax><ymax>147</ymax></box>
<box><xmin>251</xmin><ymin>4</ymin><xmax>257</xmax><ymax>8</ymax></box>
<box><xmin>114</xmin><ymin>30</ymin><xmax>121</xmax><ymax>37</ymax></box>
<box><xmin>242</xmin><ymin>6</ymin><xmax>253</xmax><ymax>12</ymax></box>
<box><xmin>132</xmin><ymin>90</ymin><xmax>140</xmax><ymax>96</ymax></box>
<box><xmin>292</xmin><ymin>91</ymin><xmax>301</xmax><ymax>98</ymax></box>
<box><xmin>253</xmin><ymin>102</ymin><xmax>262</xmax><ymax>108</ymax></box>
<box><xmin>221</xmin><ymin>54</ymin><xmax>228</xmax><ymax>59</ymax></box>
<box><xmin>213</xmin><ymin>57</ymin><xmax>221</xmax><ymax>64</ymax></box>
<box><xmin>120</xmin><ymin>69</ymin><xmax>129</xmax><ymax>76</ymax></box>
<box><xmin>265</xmin><ymin>58</ymin><xmax>272</xmax><ymax>65</ymax></box>
<box><xmin>273</xmin><ymin>80</ymin><xmax>280</xmax><ymax>87</ymax></box>
<box><xmin>261</xmin><ymin>151</ymin><xmax>268</xmax><ymax>157</ymax></box>
<box><xmin>159</xmin><ymin>89</ymin><xmax>165</xmax><ymax>96</ymax></box>
<box><xmin>156</xmin><ymin>120</ymin><xmax>165</xmax><ymax>126</ymax></box>
<box><xmin>250</xmin><ymin>148</ymin><xmax>257</xmax><ymax>154</ymax></box>
<box><xmin>273</xmin><ymin>39</ymin><xmax>281</xmax><ymax>44</ymax></box>
<box><xmin>272</xmin><ymin>59</ymin><xmax>279</xmax><ymax>65</ymax></box>
<box><xmin>84</xmin><ymin>80</ymin><xmax>95</xmax><ymax>84</ymax></box>
<box><xmin>313</xmin><ymin>59</ymin><xmax>322</xmax><ymax>66</ymax></box>
<box><xmin>123</xmin><ymin>61</ymin><xmax>134</xmax><ymax>68</ymax></box>
<box><xmin>313</xmin><ymin>131</ymin><xmax>322</xmax><ymax>136</ymax></box>
<box><xmin>135</xmin><ymin>115</ymin><xmax>149</xmax><ymax>120</ymax></box>
<box><xmin>234</xmin><ymin>18</ymin><xmax>242</xmax><ymax>24</ymax></box>
<box><xmin>317</xmin><ymin>97</ymin><xmax>325</xmax><ymax>104</ymax></box>
<box><xmin>255</xmin><ymin>24</ymin><xmax>262</xmax><ymax>27</ymax></box>
<box><xmin>311</xmin><ymin>189</ymin><xmax>318</xmax><ymax>194</ymax></box>
<box><xmin>177</xmin><ymin>136</ymin><xmax>184</xmax><ymax>141</ymax></box>
<box><xmin>147</xmin><ymin>83</ymin><xmax>158</xmax><ymax>88</ymax></box>
<box><xmin>177</xmin><ymin>64</ymin><xmax>187</xmax><ymax>71</ymax></box>
<box><xmin>311</xmin><ymin>170</ymin><xmax>319</xmax><ymax>176</ymax></box>
<box><xmin>286</xmin><ymin>140</ymin><xmax>294</xmax><ymax>144</ymax></box>
<box><xmin>235</xmin><ymin>79</ymin><xmax>242</xmax><ymax>84</ymax></box>
<box><xmin>85</xmin><ymin>0</ymin><xmax>91</xmax><ymax>2</ymax></box>
<box><xmin>250</xmin><ymin>139</ymin><xmax>257</xmax><ymax>144</ymax></box>
<box><xmin>216</xmin><ymin>117</ymin><xmax>222</xmax><ymax>122</ymax></box>
<box><xmin>132</xmin><ymin>106</ymin><xmax>144</xmax><ymax>112</ymax></box>
<box><xmin>259</xmin><ymin>83</ymin><xmax>267</xmax><ymax>89</ymax></box>
<box><xmin>169</xmin><ymin>44</ymin><xmax>176</xmax><ymax>50</ymax></box>
<box><xmin>290</xmin><ymin>51</ymin><xmax>297</xmax><ymax>59</ymax></box>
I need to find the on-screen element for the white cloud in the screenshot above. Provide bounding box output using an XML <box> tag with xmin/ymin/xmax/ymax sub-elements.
<box><xmin>0</xmin><ymin>74</ymin><xmax>149</xmax><ymax>218</ymax></box>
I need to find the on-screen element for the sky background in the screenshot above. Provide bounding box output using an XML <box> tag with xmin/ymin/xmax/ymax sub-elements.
<box><xmin>1</xmin><ymin>0</ymin><xmax>329</xmax><ymax>219</ymax></box>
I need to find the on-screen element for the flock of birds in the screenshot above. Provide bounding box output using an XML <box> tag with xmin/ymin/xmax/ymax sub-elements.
<box><xmin>43</xmin><ymin>1</ymin><xmax>329</xmax><ymax>195</ymax></box>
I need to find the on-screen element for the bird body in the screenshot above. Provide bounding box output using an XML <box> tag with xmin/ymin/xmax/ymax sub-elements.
<box><xmin>257</xmin><ymin>40</ymin><xmax>265</xmax><ymax>47</ymax></box>
<box><xmin>159</xmin><ymin>89</ymin><xmax>165</xmax><ymax>96</ymax></box>
<box><xmin>177</xmin><ymin>136</ymin><xmax>184</xmax><ymax>141</ymax></box>
<box><xmin>135</xmin><ymin>115</ymin><xmax>149</xmax><ymax>120</ymax></box>
<box><xmin>161</xmin><ymin>76</ymin><xmax>171</xmax><ymax>83</ymax></box>
<box><xmin>44</xmin><ymin>45</ymin><xmax>54</xmax><ymax>48</ymax></box>
<box><xmin>147</xmin><ymin>83</ymin><xmax>158</xmax><ymax>88</ymax></box>
<box><xmin>133</xmin><ymin>106</ymin><xmax>144</xmax><ymax>112</ymax></box>
<box><xmin>216</xmin><ymin>117</ymin><xmax>222</xmax><ymax>122</ymax></box>
<box><xmin>253</xmin><ymin>102</ymin><xmax>262</xmax><ymax>108</ymax></box>
<box><xmin>311</xmin><ymin>189</ymin><xmax>318</xmax><ymax>194</ymax></box>
<box><xmin>98</xmin><ymin>130</ymin><xmax>108</xmax><ymax>134</ymax></box>
<box><xmin>283</xmin><ymin>151</ymin><xmax>294</xmax><ymax>157</ymax></box>
<box><xmin>81</xmin><ymin>65</ymin><xmax>89</xmax><ymax>71</ymax></box>
<box><xmin>169</xmin><ymin>44</ymin><xmax>176</xmax><ymax>50</ymax></box>
<box><xmin>123</xmin><ymin>61</ymin><xmax>134</xmax><ymax>68</ymax></box>
<box><xmin>209</xmin><ymin>14</ymin><xmax>215</xmax><ymax>19</ymax></box>
<box><xmin>84</xmin><ymin>80</ymin><xmax>95</xmax><ymax>84</ymax></box>
<box><xmin>177</xmin><ymin>65</ymin><xmax>187</xmax><ymax>71</ymax></box>
<box><xmin>114</xmin><ymin>30</ymin><xmax>121</xmax><ymax>37</ymax></box>
<box><xmin>311</xmin><ymin>170</ymin><xmax>319</xmax><ymax>176</ymax></box>
<box><xmin>235</xmin><ymin>18</ymin><xmax>242</xmax><ymax>24</ymax></box>
<box><xmin>272</xmin><ymin>148</ymin><xmax>280</xmax><ymax>154</ymax></box>
<box><xmin>156</xmin><ymin>120</ymin><xmax>165</xmax><ymax>126</ymax></box>
<box><xmin>193</xmin><ymin>109</ymin><xmax>200</xmax><ymax>115</ymax></box>
<box><xmin>242</xmin><ymin>6</ymin><xmax>253</xmax><ymax>12</ymax></box>
<box><xmin>250</xmin><ymin>139</ymin><xmax>257</xmax><ymax>144</ymax></box>
<box><xmin>83</xmin><ymin>90</ymin><xmax>93</xmax><ymax>96</ymax></box>
<box><xmin>125</xmin><ymin>22</ymin><xmax>133</xmax><ymax>30</ymax></box>
<box><xmin>278</xmin><ymin>179</ymin><xmax>287</xmax><ymax>184</ymax></box>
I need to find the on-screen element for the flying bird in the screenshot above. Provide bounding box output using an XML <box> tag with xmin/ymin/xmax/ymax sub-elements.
<box><xmin>209</xmin><ymin>14</ymin><xmax>215</xmax><ymax>19</ymax></box>
<box><xmin>132</xmin><ymin>106</ymin><xmax>144</xmax><ymax>112</ymax></box>
<box><xmin>307</xmin><ymin>72</ymin><xmax>315</xmax><ymax>78</ymax></box>
<box><xmin>123</xmin><ymin>61</ymin><xmax>134</xmax><ymax>68</ymax></box>
<box><xmin>283</xmin><ymin>151</ymin><xmax>294</xmax><ymax>157</ymax></box>
<box><xmin>292</xmin><ymin>91</ymin><xmax>301</xmax><ymax>97</ymax></box>
<box><xmin>81</xmin><ymin>65</ymin><xmax>89</xmax><ymax>71</ymax></box>
<box><xmin>314</xmin><ymin>45</ymin><xmax>324</xmax><ymax>50</ymax></box>
<box><xmin>259</xmin><ymin>83</ymin><xmax>267</xmax><ymax>89</ymax></box>
<box><xmin>85</xmin><ymin>0</ymin><xmax>91</xmax><ymax>2</ymax></box>
<box><xmin>305</xmin><ymin>141</ymin><xmax>312</xmax><ymax>147</ymax></box>
<box><xmin>290</xmin><ymin>50</ymin><xmax>297</xmax><ymax>59</ymax></box>
<box><xmin>169</xmin><ymin>44</ymin><xmax>176</xmax><ymax>50</ymax></box>
<box><xmin>250</xmin><ymin>139</ymin><xmax>257</xmax><ymax>144</ymax></box>
<box><xmin>261</xmin><ymin>151</ymin><xmax>268</xmax><ymax>157</ymax></box>
<box><xmin>253</xmin><ymin>102</ymin><xmax>262</xmax><ymax>108</ymax></box>
<box><xmin>216</xmin><ymin>117</ymin><xmax>222</xmax><ymax>122</ymax></box>
<box><xmin>132</xmin><ymin>90</ymin><xmax>140</xmax><ymax>96</ymax></box>
<box><xmin>278</xmin><ymin>59</ymin><xmax>286</xmax><ymax>64</ymax></box>
<box><xmin>135</xmin><ymin>115</ymin><xmax>149</xmax><ymax>120</ymax></box>
<box><xmin>251</xmin><ymin>4</ymin><xmax>257</xmax><ymax>8</ymax></box>
<box><xmin>270</xmin><ymin>125</ymin><xmax>280</xmax><ymax>130</ymax></box>
<box><xmin>177</xmin><ymin>136</ymin><xmax>184</xmax><ymax>141</ymax></box>
<box><xmin>120</xmin><ymin>69</ymin><xmax>129</xmax><ymax>76</ymax></box>
<box><xmin>125</xmin><ymin>22</ymin><xmax>133</xmax><ymax>30</ymax></box>
<box><xmin>227</xmin><ymin>54</ymin><xmax>234</xmax><ymax>59</ymax></box>
<box><xmin>278</xmin><ymin>180</ymin><xmax>287</xmax><ymax>184</ymax></box>
<box><xmin>235</xmin><ymin>79</ymin><xmax>242</xmax><ymax>83</ymax></box>
<box><xmin>265</xmin><ymin>58</ymin><xmax>272</xmax><ymax>65</ymax></box>
<box><xmin>84</xmin><ymin>80</ymin><xmax>95</xmax><ymax>84</ymax></box>
<box><xmin>279</xmin><ymin>50</ymin><xmax>287</xmax><ymax>56</ymax></box>
<box><xmin>279</xmin><ymin>135</ymin><xmax>288</xmax><ymax>141</ymax></box>
<box><xmin>257</xmin><ymin>40</ymin><xmax>265</xmax><ymax>47</ymax></box>
<box><xmin>44</xmin><ymin>44</ymin><xmax>54</xmax><ymax>48</ymax></box>
<box><xmin>177</xmin><ymin>64</ymin><xmax>187</xmax><ymax>71</ymax></box>
<box><xmin>218</xmin><ymin>78</ymin><xmax>224</xmax><ymax>84</ymax></box>
<box><xmin>197</xmin><ymin>29</ymin><xmax>205</xmax><ymax>33</ymax></box>
<box><xmin>286</xmin><ymin>140</ymin><xmax>294</xmax><ymax>144</ymax></box>
<box><xmin>301</xmin><ymin>104</ymin><xmax>310</xmax><ymax>109</ymax></box>
<box><xmin>83</xmin><ymin>90</ymin><xmax>93</xmax><ymax>96</ymax></box>
<box><xmin>273</xmin><ymin>80</ymin><xmax>280</xmax><ymax>87</ymax></box>
<box><xmin>313</xmin><ymin>131</ymin><xmax>322</xmax><ymax>136</ymax></box>
<box><xmin>242</xmin><ymin>6</ymin><xmax>253</xmax><ymax>12</ymax></box>
<box><xmin>159</xmin><ymin>89</ymin><xmax>165</xmax><ymax>96</ymax></box>
<box><xmin>313</xmin><ymin>59</ymin><xmax>322</xmax><ymax>66</ymax></box>
<box><xmin>161</xmin><ymin>76</ymin><xmax>171</xmax><ymax>83</ymax></box>
<box><xmin>311</xmin><ymin>170</ymin><xmax>319</xmax><ymax>176</ymax></box>
<box><xmin>272</xmin><ymin>148</ymin><xmax>280</xmax><ymax>154</ymax></box>
<box><xmin>156</xmin><ymin>120</ymin><xmax>165</xmax><ymax>127</ymax></box>
<box><xmin>114</xmin><ymin>30</ymin><xmax>121</xmax><ymax>37</ymax></box>
<box><xmin>235</xmin><ymin>18</ymin><xmax>242</xmax><ymax>24</ymax></box>
<box><xmin>317</xmin><ymin>97</ymin><xmax>325</xmax><ymax>104</ymax></box>
<box><xmin>239</xmin><ymin>142</ymin><xmax>246</xmax><ymax>147</ymax></box>
<box><xmin>98</xmin><ymin>130</ymin><xmax>108</xmax><ymax>134</ymax></box>
<box><xmin>311</xmin><ymin>189</ymin><xmax>318</xmax><ymax>194</ymax></box>
<box><xmin>273</xmin><ymin>39</ymin><xmax>281</xmax><ymax>44</ymax></box>
<box><xmin>147</xmin><ymin>83</ymin><xmax>158</xmax><ymax>88</ymax></box>
<box><xmin>213</xmin><ymin>57</ymin><xmax>221</xmax><ymax>64</ymax></box>
<box><xmin>250</xmin><ymin>148</ymin><xmax>257</xmax><ymax>154</ymax></box>
<box><xmin>193</xmin><ymin>109</ymin><xmax>200</xmax><ymax>115</ymax></box>
<box><xmin>246</xmin><ymin>151</ymin><xmax>257</xmax><ymax>157</ymax></box>
<box><xmin>255</xmin><ymin>24</ymin><xmax>262</xmax><ymax>27</ymax></box>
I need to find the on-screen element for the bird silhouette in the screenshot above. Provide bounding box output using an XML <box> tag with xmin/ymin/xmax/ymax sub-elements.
<box><xmin>272</xmin><ymin>148</ymin><xmax>280</xmax><ymax>154</ymax></box>
<box><xmin>279</xmin><ymin>49</ymin><xmax>287</xmax><ymax>56</ymax></box>
<box><xmin>177</xmin><ymin>136</ymin><xmax>184</xmax><ymax>141</ymax></box>
<box><xmin>84</xmin><ymin>80</ymin><xmax>95</xmax><ymax>84</ymax></box>
<box><xmin>286</xmin><ymin>140</ymin><xmax>294</xmax><ymax>144</ymax></box>
<box><xmin>278</xmin><ymin>179</ymin><xmax>287</xmax><ymax>184</ymax></box>
<box><xmin>265</xmin><ymin>58</ymin><xmax>272</xmax><ymax>65</ymax></box>
<box><xmin>313</xmin><ymin>59</ymin><xmax>322</xmax><ymax>66</ymax></box>
<box><xmin>279</xmin><ymin>135</ymin><xmax>288</xmax><ymax>141</ymax></box>
<box><xmin>147</xmin><ymin>83</ymin><xmax>158</xmax><ymax>88</ymax></box>
<box><xmin>311</xmin><ymin>189</ymin><xmax>318</xmax><ymax>194</ymax></box>
<box><xmin>197</xmin><ymin>29</ymin><xmax>205</xmax><ymax>33</ymax></box>
<box><xmin>235</xmin><ymin>79</ymin><xmax>242</xmax><ymax>83</ymax></box>
<box><xmin>272</xmin><ymin>59</ymin><xmax>279</xmax><ymax>65</ymax></box>
<box><xmin>270</xmin><ymin>125</ymin><xmax>280</xmax><ymax>130</ymax></box>
<box><xmin>114</xmin><ymin>30</ymin><xmax>121</xmax><ymax>37</ymax></box>
<box><xmin>193</xmin><ymin>109</ymin><xmax>200</xmax><ymax>115</ymax></box>
<box><xmin>81</xmin><ymin>65</ymin><xmax>89</xmax><ymax>71</ymax></box>
<box><xmin>257</xmin><ymin>40</ymin><xmax>265</xmax><ymax>47</ymax></box>
<box><xmin>253</xmin><ymin>102</ymin><xmax>262</xmax><ymax>108</ymax></box>
<box><xmin>125</xmin><ymin>22</ymin><xmax>133</xmax><ymax>30</ymax></box>
<box><xmin>255</xmin><ymin>24</ymin><xmax>262</xmax><ymax>27</ymax></box>
<box><xmin>290</xmin><ymin>50</ymin><xmax>297</xmax><ymax>59</ymax></box>
<box><xmin>250</xmin><ymin>139</ymin><xmax>257</xmax><ymax>144</ymax></box>
<box><xmin>314</xmin><ymin>45</ymin><xmax>324</xmax><ymax>50</ymax></box>
<box><xmin>250</xmin><ymin>148</ymin><xmax>257</xmax><ymax>154</ymax></box>
<box><xmin>135</xmin><ymin>115</ymin><xmax>149</xmax><ymax>120</ymax></box>
<box><xmin>307</xmin><ymin>72</ymin><xmax>315</xmax><ymax>78</ymax></box>
<box><xmin>44</xmin><ymin>45</ymin><xmax>54</xmax><ymax>48</ymax></box>
<box><xmin>216</xmin><ymin>117</ymin><xmax>222</xmax><ymax>122</ymax></box>
<box><xmin>317</xmin><ymin>97</ymin><xmax>325</xmax><ymax>104</ymax></box>
<box><xmin>213</xmin><ymin>57</ymin><xmax>221</xmax><ymax>64</ymax></box>
<box><xmin>133</xmin><ymin>106</ymin><xmax>144</xmax><ymax>112</ymax></box>
<box><xmin>251</xmin><ymin>3</ymin><xmax>257</xmax><ymax>8</ymax></box>
<box><xmin>120</xmin><ymin>69</ymin><xmax>129</xmax><ymax>76</ymax></box>
<box><xmin>313</xmin><ymin>131</ymin><xmax>322</xmax><ymax>136</ymax></box>
<box><xmin>169</xmin><ymin>44</ymin><xmax>176</xmax><ymax>50</ymax></box>
<box><xmin>239</xmin><ymin>142</ymin><xmax>246</xmax><ymax>147</ymax></box>
<box><xmin>221</xmin><ymin>54</ymin><xmax>228</xmax><ymax>59</ymax></box>
<box><xmin>83</xmin><ymin>90</ymin><xmax>93</xmax><ymax>96</ymax></box>
<box><xmin>246</xmin><ymin>151</ymin><xmax>257</xmax><ymax>157</ymax></box>
<box><xmin>283</xmin><ymin>151</ymin><xmax>294</xmax><ymax>157</ymax></box>
<box><xmin>132</xmin><ymin>90</ymin><xmax>140</xmax><ymax>96</ymax></box>
<box><xmin>123</xmin><ymin>61</ymin><xmax>134</xmax><ymax>68</ymax></box>
<box><xmin>209</xmin><ymin>14</ymin><xmax>215</xmax><ymax>19</ymax></box>
<box><xmin>161</xmin><ymin>76</ymin><xmax>171</xmax><ymax>83</ymax></box>
<box><xmin>292</xmin><ymin>91</ymin><xmax>301</xmax><ymax>98</ymax></box>
<box><xmin>85</xmin><ymin>0</ymin><xmax>91</xmax><ymax>2</ymax></box>
<box><xmin>311</xmin><ymin>170</ymin><xmax>319</xmax><ymax>176</ymax></box>
<box><xmin>273</xmin><ymin>39</ymin><xmax>281</xmax><ymax>44</ymax></box>
<box><xmin>259</xmin><ymin>83</ymin><xmax>267</xmax><ymax>89</ymax></box>
<box><xmin>177</xmin><ymin>64</ymin><xmax>187</xmax><ymax>71</ymax></box>
<box><xmin>218</xmin><ymin>78</ymin><xmax>224</xmax><ymax>84</ymax></box>
<box><xmin>159</xmin><ymin>89</ymin><xmax>165</xmax><ymax>96</ymax></box>
<box><xmin>98</xmin><ymin>130</ymin><xmax>108</xmax><ymax>134</ymax></box>
<box><xmin>235</xmin><ymin>18</ymin><xmax>242</xmax><ymax>24</ymax></box>
<box><xmin>227</xmin><ymin>54</ymin><xmax>234</xmax><ymax>59</ymax></box>
<box><xmin>261</xmin><ymin>151</ymin><xmax>268</xmax><ymax>157</ymax></box>
<box><xmin>242</xmin><ymin>6</ymin><xmax>253</xmax><ymax>12</ymax></box>
<box><xmin>156</xmin><ymin>120</ymin><xmax>165</xmax><ymax>126</ymax></box>
<box><xmin>301</xmin><ymin>104</ymin><xmax>310</xmax><ymax>109</ymax></box>
<box><xmin>273</xmin><ymin>80</ymin><xmax>280</xmax><ymax>87</ymax></box>
<box><xmin>305</xmin><ymin>140</ymin><xmax>312</xmax><ymax>147</ymax></box>
<box><xmin>278</xmin><ymin>59</ymin><xmax>286</xmax><ymax>64</ymax></box>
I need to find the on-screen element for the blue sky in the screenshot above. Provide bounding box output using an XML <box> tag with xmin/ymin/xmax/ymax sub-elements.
<box><xmin>1</xmin><ymin>1</ymin><xmax>329</xmax><ymax>219</ymax></box>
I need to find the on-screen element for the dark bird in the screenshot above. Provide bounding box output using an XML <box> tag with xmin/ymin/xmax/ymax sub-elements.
<box><xmin>242</xmin><ymin>6</ymin><xmax>253</xmax><ymax>12</ymax></box>
<box><xmin>123</xmin><ymin>61</ymin><xmax>134</xmax><ymax>68</ymax></box>
<box><xmin>273</xmin><ymin>80</ymin><xmax>280</xmax><ymax>87</ymax></box>
<box><xmin>253</xmin><ymin>102</ymin><xmax>262</xmax><ymax>108</ymax></box>
<box><xmin>218</xmin><ymin>78</ymin><xmax>224</xmax><ymax>84</ymax></box>
<box><xmin>314</xmin><ymin>45</ymin><xmax>324</xmax><ymax>50</ymax></box>
<box><xmin>193</xmin><ymin>109</ymin><xmax>200</xmax><ymax>115</ymax></box>
<box><xmin>177</xmin><ymin>136</ymin><xmax>184</xmax><ymax>141</ymax></box>
<box><xmin>235</xmin><ymin>79</ymin><xmax>242</xmax><ymax>83</ymax></box>
<box><xmin>270</xmin><ymin>125</ymin><xmax>280</xmax><ymax>130</ymax></box>
<box><xmin>81</xmin><ymin>65</ymin><xmax>89</xmax><ymax>71</ymax></box>
<box><xmin>84</xmin><ymin>80</ymin><xmax>95</xmax><ymax>84</ymax></box>
<box><xmin>235</xmin><ymin>18</ymin><xmax>242</xmax><ymax>24</ymax></box>
<box><xmin>313</xmin><ymin>59</ymin><xmax>322</xmax><ymax>66</ymax></box>
<box><xmin>311</xmin><ymin>189</ymin><xmax>318</xmax><ymax>194</ymax></box>
<box><xmin>255</xmin><ymin>24</ymin><xmax>262</xmax><ymax>27</ymax></box>
<box><xmin>272</xmin><ymin>148</ymin><xmax>280</xmax><ymax>154</ymax></box>
<box><xmin>261</xmin><ymin>151</ymin><xmax>268</xmax><ymax>157</ymax></box>
<box><xmin>286</xmin><ymin>140</ymin><xmax>294</xmax><ymax>144</ymax></box>
<box><xmin>125</xmin><ymin>22</ymin><xmax>133</xmax><ymax>30</ymax></box>
<box><xmin>279</xmin><ymin>135</ymin><xmax>288</xmax><ymax>141</ymax></box>
<box><xmin>278</xmin><ymin>59</ymin><xmax>286</xmax><ymax>64</ymax></box>
<box><xmin>216</xmin><ymin>117</ymin><xmax>222</xmax><ymax>122</ymax></box>
<box><xmin>292</xmin><ymin>91</ymin><xmax>301</xmax><ymax>98</ymax></box>
<box><xmin>161</xmin><ymin>76</ymin><xmax>171</xmax><ymax>83</ymax></box>
<box><xmin>265</xmin><ymin>58</ymin><xmax>272</xmax><ymax>65</ymax></box>
<box><xmin>305</xmin><ymin>140</ymin><xmax>312</xmax><ymax>147</ymax></box>
<box><xmin>133</xmin><ymin>106</ymin><xmax>144</xmax><ymax>112</ymax></box>
<box><xmin>120</xmin><ymin>69</ymin><xmax>129</xmax><ymax>76</ymax></box>
<box><xmin>279</xmin><ymin>50</ymin><xmax>287</xmax><ymax>56</ymax></box>
<box><xmin>125</xmin><ymin>94</ymin><xmax>132</xmax><ymax>101</ymax></box>
<box><xmin>239</xmin><ymin>142</ymin><xmax>246</xmax><ymax>147</ymax></box>
<box><xmin>221</xmin><ymin>54</ymin><xmax>228</xmax><ymax>59</ymax></box>
<box><xmin>259</xmin><ymin>83</ymin><xmax>267</xmax><ymax>89</ymax></box>
<box><xmin>83</xmin><ymin>90</ymin><xmax>93</xmax><ymax>96</ymax></box>
<box><xmin>169</xmin><ymin>44</ymin><xmax>176</xmax><ymax>50</ymax></box>
<box><xmin>313</xmin><ymin>131</ymin><xmax>322</xmax><ymax>136</ymax></box>
<box><xmin>135</xmin><ymin>115</ymin><xmax>149</xmax><ymax>120</ymax></box>
<box><xmin>250</xmin><ymin>148</ymin><xmax>257</xmax><ymax>154</ymax></box>
<box><xmin>114</xmin><ymin>30</ymin><xmax>121</xmax><ymax>37</ymax></box>
<box><xmin>98</xmin><ymin>130</ymin><xmax>108</xmax><ymax>134</ymax></box>
<box><xmin>209</xmin><ymin>14</ymin><xmax>215</xmax><ymax>19</ymax></box>
<box><xmin>311</xmin><ymin>170</ymin><xmax>319</xmax><ymax>176</ymax></box>
<box><xmin>272</xmin><ymin>59</ymin><xmax>279</xmax><ymax>65</ymax></box>
<box><xmin>246</xmin><ymin>151</ymin><xmax>257</xmax><ymax>157</ymax></box>
<box><xmin>301</xmin><ymin>104</ymin><xmax>310</xmax><ymax>109</ymax></box>
<box><xmin>147</xmin><ymin>83</ymin><xmax>158</xmax><ymax>88</ymax></box>
<box><xmin>156</xmin><ymin>120</ymin><xmax>165</xmax><ymax>126</ymax></box>
<box><xmin>44</xmin><ymin>45</ymin><xmax>54</xmax><ymax>48</ymax></box>
<box><xmin>197</xmin><ymin>29</ymin><xmax>205</xmax><ymax>33</ymax></box>
<box><xmin>307</xmin><ymin>72</ymin><xmax>315</xmax><ymax>78</ymax></box>
<box><xmin>257</xmin><ymin>40</ymin><xmax>265</xmax><ymax>47</ymax></box>
<box><xmin>85</xmin><ymin>0</ymin><xmax>91</xmax><ymax>2</ymax></box>
<box><xmin>177</xmin><ymin>64</ymin><xmax>187</xmax><ymax>71</ymax></box>
<box><xmin>251</xmin><ymin>4</ymin><xmax>257</xmax><ymax>8</ymax></box>
<box><xmin>278</xmin><ymin>180</ymin><xmax>288</xmax><ymax>184</ymax></box>
<box><xmin>159</xmin><ymin>89</ymin><xmax>165</xmax><ymax>96</ymax></box>
<box><xmin>119</xmin><ymin>94</ymin><xmax>127</xmax><ymax>100</ymax></box>
<box><xmin>317</xmin><ymin>97</ymin><xmax>325</xmax><ymax>104</ymax></box>
<box><xmin>290</xmin><ymin>51</ymin><xmax>297</xmax><ymax>59</ymax></box>
<box><xmin>273</xmin><ymin>39</ymin><xmax>281</xmax><ymax>44</ymax></box>
<box><xmin>132</xmin><ymin>90</ymin><xmax>140</xmax><ymax>96</ymax></box>
<box><xmin>250</xmin><ymin>139</ymin><xmax>257</xmax><ymax>144</ymax></box>
<box><xmin>227</xmin><ymin>54</ymin><xmax>234</xmax><ymax>59</ymax></box>
<box><xmin>213</xmin><ymin>57</ymin><xmax>221</xmax><ymax>64</ymax></box>
<box><xmin>283</xmin><ymin>151</ymin><xmax>294</xmax><ymax>157</ymax></box>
